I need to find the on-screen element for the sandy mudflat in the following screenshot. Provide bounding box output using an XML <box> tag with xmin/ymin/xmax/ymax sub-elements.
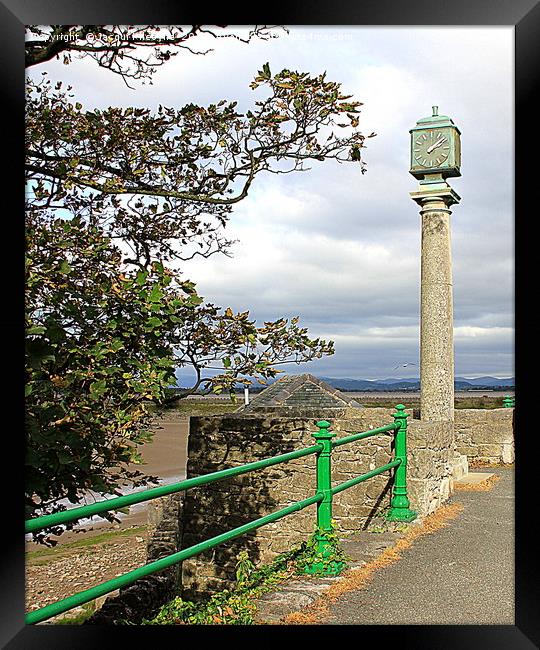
<box><xmin>136</xmin><ymin>415</ymin><xmax>189</xmax><ymax>480</ymax></box>
<box><xmin>26</xmin><ymin>413</ymin><xmax>190</xmax><ymax>548</ymax></box>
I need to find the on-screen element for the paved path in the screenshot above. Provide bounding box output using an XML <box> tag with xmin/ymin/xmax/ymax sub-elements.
<box><xmin>323</xmin><ymin>467</ymin><xmax>514</xmax><ymax>625</ymax></box>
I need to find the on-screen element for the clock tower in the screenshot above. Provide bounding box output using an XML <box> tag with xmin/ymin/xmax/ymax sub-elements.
<box><xmin>410</xmin><ymin>107</ymin><xmax>461</xmax><ymax>423</ymax></box>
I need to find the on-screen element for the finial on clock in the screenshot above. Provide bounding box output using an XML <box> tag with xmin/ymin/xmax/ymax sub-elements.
<box><xmin>432</xmin><ymin>105</ymin><xmax>439</xmax><ymax>116</ymax></box>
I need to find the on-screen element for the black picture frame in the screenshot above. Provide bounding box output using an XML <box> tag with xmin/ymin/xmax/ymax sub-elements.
<box><xmin>6</xmin><ymin>1</ymin><xmax>538</xmax><ymax>647</ymax></box>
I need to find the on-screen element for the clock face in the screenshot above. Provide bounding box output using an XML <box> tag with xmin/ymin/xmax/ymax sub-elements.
<box><xmin>413</xmin><ymin>129</ymin><xmax>451</xmax><ymax>169</ymax></box>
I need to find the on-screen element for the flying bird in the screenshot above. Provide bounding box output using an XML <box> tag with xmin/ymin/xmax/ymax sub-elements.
<box><xmin>393</xmin><ymin>363</ymin><xmax>417</xmax><ymax>370</ymax></box>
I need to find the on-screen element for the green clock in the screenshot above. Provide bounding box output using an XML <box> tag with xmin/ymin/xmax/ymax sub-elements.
<box><xmin>410</xmin><ymin>106</ymin><xmax>461</xmax><ymax>181</ymax></box>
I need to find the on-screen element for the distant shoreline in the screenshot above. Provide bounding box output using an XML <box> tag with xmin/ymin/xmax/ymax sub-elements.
<box><xmin>185</xmin><ymin>390</ymin><xmax>515</xmax><ymax>400</ymax></box>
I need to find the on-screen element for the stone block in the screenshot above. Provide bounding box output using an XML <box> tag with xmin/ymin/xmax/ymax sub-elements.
<box><xmin>453</xmin><ymin>409</ymin><xmax>514</xmax><ymax>464</ymax></box>
<box><xmin>501</xmin><ymin>443</ymin><xmax>514</xmax><ymax>464</ymax></box>
<box><xmin>409</xmin><ymin>448</ymin><xmax>436</xmax><ymax>478</ymax></box>
<box><xmin>477</xmin><ymin>443</ymin><xmax>505</xmax><ymax>458</ymax></box>
<box><xmin>408</xmin><ymin>479</ymin><xmax>429</xmax><ymax>515</ymax></box>
<box><xmin>451</xmin><ymin>453</ymin><xmax>469</xmax><ymax>480</ymax></box>
<box><xmin>438</xmin><ymin>477</ymin><xmax>451</xmax><ymax>502</ymax></box>
<box><xmin>456</xmin><ymin>445</ymin><xmax>478</xmax><ymax>457</ymax></box>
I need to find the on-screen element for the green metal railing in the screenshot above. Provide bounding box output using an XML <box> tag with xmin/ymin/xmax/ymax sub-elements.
<box><xmin>25</xmin><ymin>404</ymin><xmax>416</xmax><ymax>625</ymax></box>
<box><xmin>503</xmin><ymin>395</ymin><xmax>515</xmax><ymax>408</ymax></box>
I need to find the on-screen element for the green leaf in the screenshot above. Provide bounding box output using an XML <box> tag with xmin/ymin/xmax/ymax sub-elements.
<box><xmin>109</xmin><ymin>339</ymin><xmax>125</xmax><ymax>352</ymax></box>
<box><xmin>27</xmin><ymin>325</ymin><xmax>47</xmax><ymax>336</ymax></box>
<box><xmin>136</xmin><ymin>270</ymin><xmax>148</xmax><ymax>285</ymax></box>
<box><xmin>59</xmin><ymin>260</ymin><xmax>72</xmax><ymax>274</ymax></box>
<box><xmin>89</xmin><ymin>379</ymin><xmax>107</xmax><ymax>396</ymax></box>
<box><xmin>147</xmin><ymin>285</ymin><xmax>163</xmax><ymax>303</ymax></box>
<box><xmin>58</xmin><ymin>450</ymin><xmax>73</xmax><ymax>464</ymax></box>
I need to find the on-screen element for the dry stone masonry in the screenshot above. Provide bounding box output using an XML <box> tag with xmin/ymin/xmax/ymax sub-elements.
<box><xmin>454</xmin><ymin>407</ymin><xmax>514</xmax><ymax>464</ymax></box>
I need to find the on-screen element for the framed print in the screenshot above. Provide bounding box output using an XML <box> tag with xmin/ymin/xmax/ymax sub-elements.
<box><xmin>7</xmin><ymin>1</ymin><xmax>539</xmax><ymax>647</ymax></box>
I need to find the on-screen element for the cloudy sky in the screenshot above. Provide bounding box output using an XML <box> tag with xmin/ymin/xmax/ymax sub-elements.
<box><xmin>29</xmin><ymin>26</ymin><xmax>514</xmax><ymax>382</ymax></box>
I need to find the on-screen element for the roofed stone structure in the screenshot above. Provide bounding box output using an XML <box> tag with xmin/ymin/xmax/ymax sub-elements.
<box><xmin>240</xmin><ymin>373</ymin><xmax>361</xmax><ymax>418</ymax></box>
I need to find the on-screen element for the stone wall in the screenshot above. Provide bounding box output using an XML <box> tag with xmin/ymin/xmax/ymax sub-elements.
<box><xmin>179</xmin><ymin>406</ymin><xmax>454</xmax><ymax>600</ymax></box>
<box><xmin>454</xmin><ymin>408</ymin><xmax>514</xmax><ymax>464</ymax></box>
<box><xmin>180</xmin><ymin>414</ymin><xmax>318</xmax><ymax>600</ymax></box>
<box><xmin>86</xmin><ymin>492</ymin><xmax>183</xmax><ymax>625</ymax></box>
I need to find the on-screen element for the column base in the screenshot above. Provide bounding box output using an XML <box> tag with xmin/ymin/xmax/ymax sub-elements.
<box><xmin>385</xmin><ymin>508</ymin><xmax>417</xmax><ymax>522</ymax></box>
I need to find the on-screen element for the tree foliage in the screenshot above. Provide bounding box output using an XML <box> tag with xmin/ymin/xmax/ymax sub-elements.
<box><xmin>26</xmin><ymin>215</ymin><xmax>182</xmax><ymax>525</ymax></box>
<box><xmin>25</xmin><ymin>26</ymin><xmax>371</xmax><ymax>528</ymax></box>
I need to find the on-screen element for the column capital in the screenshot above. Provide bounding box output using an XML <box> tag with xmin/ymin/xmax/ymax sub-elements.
<box><xmin>410</xmin><ymin>183</ymin><xmax>461</xmax><ymax>208</ymax></box>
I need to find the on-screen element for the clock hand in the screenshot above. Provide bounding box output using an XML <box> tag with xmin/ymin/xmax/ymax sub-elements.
<box><xmin>426</xmin><ymin>140</ymin><xmax>444</xmax><ymax>154</ymax></box>
<box><xmin>426</xmin><ymin>137</ymin><xmax>447</xmax><ymax>154</ymax></box>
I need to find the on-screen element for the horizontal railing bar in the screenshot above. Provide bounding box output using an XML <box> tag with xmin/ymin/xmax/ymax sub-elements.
<box><xmin>332</xmin><ymin>423</ymin><xmax>397</xmax><ymax>448</ymax></box>
<box><xmin>26</xmin><ymin>443</ymin><xmax>323</xmax><ymax>534</ymax></box>
<box><xmin>331</xmin><ymin>459</ymin><xmax>402</xmax><ymax>496</ymax></box>
<box><xmin>26</xmin><ymin>492</ymin><xmax>323</xmax><ymax>625</ymax></box>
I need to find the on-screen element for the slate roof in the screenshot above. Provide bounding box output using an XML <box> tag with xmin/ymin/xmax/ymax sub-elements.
<box><xmin>241</xmin><ymin>373</ymin><xmax>360</xmax><ymax>416</ymax></box>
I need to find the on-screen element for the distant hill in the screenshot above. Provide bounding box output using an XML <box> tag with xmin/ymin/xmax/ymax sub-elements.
<box><xmin>318</xmin><ymin>377</ymin><xmax>383</xmax><ymax>391</ymax></box>
<box><xmin>319</xmin><ymin>376</ymin><xmax>515</xmax><ymax>392</ymax></box>
<box><xmin>455</xmin><ymin>376</ymin><xmax>515</xmax><ymax>387</ymax></box>
<box><xmin>372</xmin><ymin>378</ymin><xmax>420</xmax><ymax>385</ymax></box>
<box><xmin>173</xmin><ymin>373</ymin><xmax>514</xmax><ymax>393</ymax></box>
<box><xmin>319</xmin><ymin>377</ymin><xmax>421</xmax><ymax>391</ymax></box>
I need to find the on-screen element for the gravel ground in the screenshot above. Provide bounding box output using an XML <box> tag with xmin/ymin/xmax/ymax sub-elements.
<box><xmin>26</xmin><ymin>528</ymin><xmax>148</xmax><ymax>620</ymax></box>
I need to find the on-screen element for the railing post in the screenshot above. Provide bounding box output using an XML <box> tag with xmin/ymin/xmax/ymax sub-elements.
<box><xmin>304</xmin><ymin>420</ymin><xmax>343</xmax><ymax>575</ymax></box>
<box><xmin>386</xmin><ymin>404</ymin><xmax>417</xmax><ymax>522</ymax></box>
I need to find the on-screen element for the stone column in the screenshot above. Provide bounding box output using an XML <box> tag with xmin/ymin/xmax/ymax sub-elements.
<box><xmin>410</xmin><ymin>186</ymin><xmax>460</xmax><ymax>422</ymax></box>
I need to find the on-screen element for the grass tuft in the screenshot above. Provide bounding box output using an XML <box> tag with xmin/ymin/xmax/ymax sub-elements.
<box><xmin>26</xmin><ymin>525</ymin><xmax>147</xmax><ymax>565</ymax></box>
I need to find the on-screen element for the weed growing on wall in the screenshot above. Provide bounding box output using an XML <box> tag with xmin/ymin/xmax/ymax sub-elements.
<box><xmin>136</xmin><ymin>526</ymin><xmax>347</xmax><ymax>625</ymax></box>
